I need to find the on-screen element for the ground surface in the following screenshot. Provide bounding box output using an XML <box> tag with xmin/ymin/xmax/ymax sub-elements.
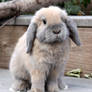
<box><xmin>0</xmin><ymin>69</ymin><xmax>92</xmax><ymax>92</ymax></box>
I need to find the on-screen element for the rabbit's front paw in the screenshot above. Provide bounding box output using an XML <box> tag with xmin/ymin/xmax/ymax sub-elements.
<box><xmin>47</xmin><ymin>81</ymin><xmax>60</xmax><ymax>92</ymax></box>
<box><xmin>28</xmin><ymin>88</ymin><xmax>44</xmax><ymax>92</ymax></box>
<box><xmin>58</xmin><ymin>82</ymin><xmax>68</xmax><ymax>90</ymax></box>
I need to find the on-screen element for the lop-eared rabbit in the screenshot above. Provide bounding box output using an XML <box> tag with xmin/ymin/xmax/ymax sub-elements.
<box><xmin>9</xmin><ymin>6</ymin><xmax>81</xmax><ymax>92</ymax></box>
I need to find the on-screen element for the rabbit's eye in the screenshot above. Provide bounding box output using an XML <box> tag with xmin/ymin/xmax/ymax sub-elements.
<box><xmin>41</xmin><ymin>16</ymin><xmax>47</xmax><ymax>25</ymax></box>
<box><xmin>42</xmin><ymin>19</ymin><xmax>47</xmax><ymax>24</ymax></box>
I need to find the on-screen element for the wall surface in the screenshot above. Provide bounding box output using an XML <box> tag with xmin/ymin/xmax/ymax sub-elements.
<box><xmin>0</xmin><ymin>26</ymin><xmax>92</xmax><ymax>75</ymax></box>
<box><xmin>0</xmin><ymin>26</ymin><xmax>27</xmax><ymax>68</ymax></box>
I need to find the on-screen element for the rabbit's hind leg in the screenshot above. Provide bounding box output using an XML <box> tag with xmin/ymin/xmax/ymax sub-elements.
<box><xmin>10</xmin><ymin>65</ymin><xmax>31</xmax><ymax>92</ymax></box>
<box><xmin>10</xmin><ymin>77</ymin><xmax>31</xmax><ymax>92</ymax></box>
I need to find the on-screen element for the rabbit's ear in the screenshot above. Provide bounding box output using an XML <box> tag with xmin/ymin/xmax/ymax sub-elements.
<box><xmin>26</xmin><ymin>23</ymin><xmax>37</xmax><ymax>53</ymax></box>
<box><xmin>65</xmin><ymin>17</ymin><xmax>81</xmax><ymax>46</ymax></box>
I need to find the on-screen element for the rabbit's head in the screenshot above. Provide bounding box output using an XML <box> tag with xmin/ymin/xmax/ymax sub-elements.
<box><xmin>26</xmin><ymin>6</ymin><xmax>81</xmax><ymax>53</ymax></box>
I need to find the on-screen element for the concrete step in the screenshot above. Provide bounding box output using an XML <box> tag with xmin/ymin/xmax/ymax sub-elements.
<box><xmin>0</xmin><ymin>69</ymin><xmax>92</xmax><ymax>92</ymax></box>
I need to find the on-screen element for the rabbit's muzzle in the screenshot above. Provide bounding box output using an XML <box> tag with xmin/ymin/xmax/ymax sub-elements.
<box><xmin>48</xmin><ymin>24</ymin><xmax>62</xmax><ymax>34</ymax></box>
<box><xmin>36</xmin><ymin>23</ymin><xmax>69</xmax><ymax>44</ymax></box>
<box><xmin>53</xmin><ymin>29</ymin><xmax>61</xmax><ymax>34</ymax></box>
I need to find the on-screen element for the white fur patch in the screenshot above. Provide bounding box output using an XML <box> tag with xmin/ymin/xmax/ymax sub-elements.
<box><xmin>9</xmin><ymin>88</ymin><xmax>21</xmax><ymax>92</ymax></box>
<box><xmin>63</xmin><ymin>85</ymin><xmax>68</xmax><ymax>90</ymax></box>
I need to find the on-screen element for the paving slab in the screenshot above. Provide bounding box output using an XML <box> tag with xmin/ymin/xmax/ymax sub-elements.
<box><xmin>0</xmin><ymin>69</ymin><xmax>92</xmax><ymax>92</ymax></box>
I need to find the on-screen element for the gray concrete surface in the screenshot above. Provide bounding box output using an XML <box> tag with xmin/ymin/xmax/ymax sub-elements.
<box><xmin>5</xmin><ymin>15</ymin><xmax>92</xmax><ymax>27</ymax></box>
<box><xmin>0</xmin><ymin>69</ymin><xmax>92</xmax><ymax>92</ymax></box>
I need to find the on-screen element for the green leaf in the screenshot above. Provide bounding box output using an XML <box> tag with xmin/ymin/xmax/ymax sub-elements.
<box><xmin>84</xmin><ymin>74</ymin><xmax>91</xmax><ymax>79</ymax></box>
<box><xmin>87</xmin><ymin>0</ymin><xmax>91</xmax><ymax>3</ymax></box>
<box><xmin>90</xmin><ymin>11</ymin><xmax>92</xmax><ymax>15</ymax></box>
<box><xmin>69</xmin><ymin>5</ymin><xmax>81</xmax><ymax>15</ymax></box>
<box><xmin>66</xmin><ymin>72</ymin><xmax>80</xmax><ymax>78</ymax></box>
<box><xmin>80</xmin><ymin>0</ymin><xmax>83</xmax><ymax>4</ymax></box>
<box><xmin>66</xmin><ymin>69</ymin><xmax>82</xmax><ymax>74</ymax></box>
<box><xmin>83</xmin><ymin>0</ymin><xmax>91</xmax><ymax>8</ymax></box>
<box><xmin>64</xmin><ymin>1</ymin><xmax>81</xmax><ymax>15</ymax></box>
<box><xmin>83</xmin><ymin>2</ymin><xmax>87</xmax><ymax>7</ymax></box>
<box><xmin>65</xmin><ymin>68</ymin><xmax>82</xmax><ymax>78</ymax></box>
<box><xmin>72</xmin><ymin>0</ymin><xmax>77</xmax><ymax>4</ymax></box>
<box><xmin>0</xmin><ymin>0</ymin><xmax>8</xmax><ymax>2</ymax></box>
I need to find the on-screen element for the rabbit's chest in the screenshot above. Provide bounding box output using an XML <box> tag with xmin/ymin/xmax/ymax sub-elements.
<box><xmin>33</xmin><ymin>40</ymin><xmax>70</xmax><ymax>64</ymax></box>
<box><xmin>42</xmin><ymin>46</ymin><xmax>66</xmax><ymax>63</ymax></box>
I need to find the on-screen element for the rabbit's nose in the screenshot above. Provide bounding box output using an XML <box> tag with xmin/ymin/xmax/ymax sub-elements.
<box><xmin>53</xmin><ymin>30</ymin><xmax>61</xmax><ymax>34</ymax></box>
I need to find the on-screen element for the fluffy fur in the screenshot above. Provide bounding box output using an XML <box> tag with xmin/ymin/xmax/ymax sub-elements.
<box><xmin>9</xmin><ymin>6</ymin><xmax>81</xmax><ymax>92</ymax></box>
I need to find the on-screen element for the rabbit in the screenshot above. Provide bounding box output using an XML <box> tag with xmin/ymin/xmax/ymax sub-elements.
<box><xmin>9</xmin><ymin>6</ymin><xmax>81</xmax><ymax>92</ymax></box>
